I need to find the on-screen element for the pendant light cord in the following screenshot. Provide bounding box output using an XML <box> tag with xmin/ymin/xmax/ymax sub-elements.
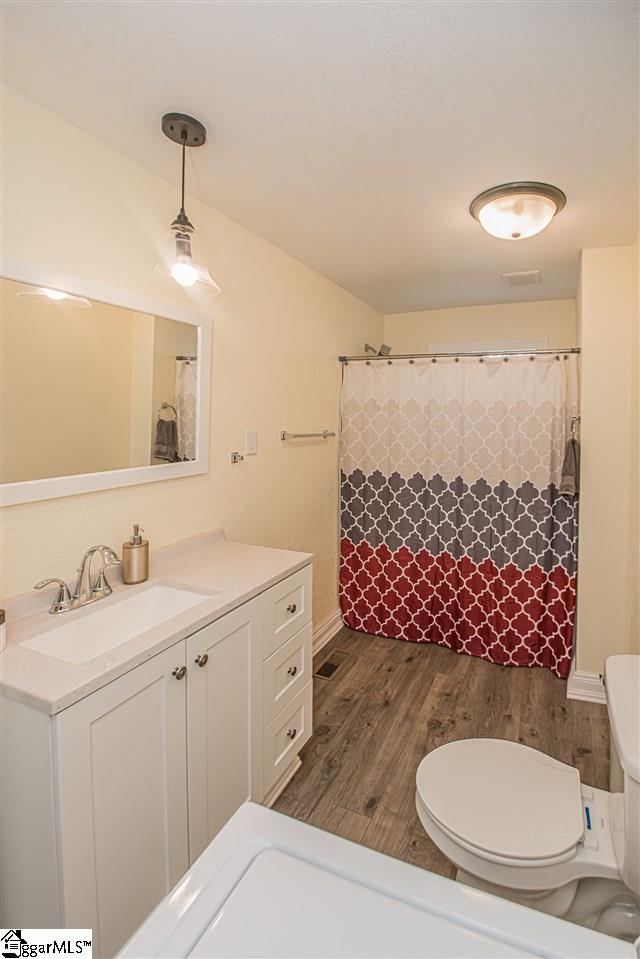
<box><xmin>180</xmin><ymin>134</ymin><xmax>187</xmax><ymax>216</ymax></box>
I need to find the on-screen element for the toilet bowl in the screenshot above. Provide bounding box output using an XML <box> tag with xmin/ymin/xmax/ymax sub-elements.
<box><xmin>415</xmin><ymin>655</ymin><xmax>640</xmax><ymax>941</ymax></box>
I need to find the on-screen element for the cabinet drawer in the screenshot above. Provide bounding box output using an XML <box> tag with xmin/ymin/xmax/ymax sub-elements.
<box><xmin>263</xmin><ymin>622</ymin><xmax>312</xmax><ymax>725</ymax></box>
<box><xmin>263</xmin><ymin>680</ymin><xmax>312</xmax><ymax>794</ymax></box>
<box><xmin>263</xmin><ymin>565</ymin><xmax>312</xmax><ymax>658</ymax></box>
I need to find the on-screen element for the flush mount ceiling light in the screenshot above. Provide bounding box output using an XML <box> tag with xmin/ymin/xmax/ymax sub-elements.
<box><xmin>162</xmin><ymin>112</ymin><xmax>220</xmax><ymax>292</ymax></box>
<box><xmin>470</xmin><ymin>182</ymin><xmax>566</xmax><ymax>240</ymax></box>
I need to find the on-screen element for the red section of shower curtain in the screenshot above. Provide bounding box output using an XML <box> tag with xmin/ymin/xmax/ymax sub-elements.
<box><xmin>339</xmin><ymin>539</ymin><xmax>576</xmax><ymax>678</ymax></box>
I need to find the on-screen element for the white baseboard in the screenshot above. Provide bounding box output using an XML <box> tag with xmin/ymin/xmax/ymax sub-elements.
<box><xmin>567</xmin><ymin>666</ymin><xmax>606</xmax><ymax>704</ymax></box>
<box><xmin>313</xmin><ymin>608</ymin><xmax>343</xmax><ymax>655</ymax></box>
<box><xmin>262</xmin><ymin>757</ymin><xmax>302</xmax><ymax>808</ymax></box>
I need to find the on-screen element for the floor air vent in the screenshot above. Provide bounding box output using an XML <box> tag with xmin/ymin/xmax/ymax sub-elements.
<box><xmin>314</xmin><ymin>647</ymin><xmax>349</xmax><ymax>679</ymax></box>
<box><xmin>316</xmin><ymin>660</ymin><xmax>340</xmax><ymax>678</ymax></box>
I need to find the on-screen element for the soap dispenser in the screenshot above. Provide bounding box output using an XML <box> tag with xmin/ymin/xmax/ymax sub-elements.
<box><xmin>122</xmin><ymin>524</ymin><xmax>149</xmax><ymax>584</ymax></box>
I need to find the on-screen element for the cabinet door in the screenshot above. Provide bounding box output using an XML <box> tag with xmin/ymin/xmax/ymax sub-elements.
<box><xmin>186</xmin><ymin>596</ymin><xmax>262</xmax><ymax>861</ymax></box>
<box><xmin>54</xmin><ymin>644</ymin><xmax>189</xmax><ymax>959</ymax></box>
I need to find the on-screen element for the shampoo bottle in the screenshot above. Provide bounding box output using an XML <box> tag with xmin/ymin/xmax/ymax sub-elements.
<box><xmin>122</xmin><ymin>524</ymin><xmax>149</xmax><ymax>584</ymax></box>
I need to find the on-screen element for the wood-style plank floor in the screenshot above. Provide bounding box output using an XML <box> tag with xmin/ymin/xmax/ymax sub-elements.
<box><xmin>274</xmin><ymin>627</ymin><xmax>610</xmax><ymax>878</ymax></box>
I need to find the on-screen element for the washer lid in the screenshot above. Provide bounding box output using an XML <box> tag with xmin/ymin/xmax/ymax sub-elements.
<box><xmin>417</xmin><ymin>739</ymin><xmax>584</xmax><ymax>861</ymax></box>
<box><xmin>119</xmin><ymin>803</ymin><xmax>633</xmax><ymax>959</ymax></box>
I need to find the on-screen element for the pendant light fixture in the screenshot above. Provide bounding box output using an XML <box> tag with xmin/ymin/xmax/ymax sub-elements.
<box><xmin>162</xmin><ymin>112</ymin><xmax>220</xmax><ymax>292</ymax></box>
<box><xmin>470</xmin><ymin>181</ymin><xmax>566</xmax><ymax>240</ymax></box>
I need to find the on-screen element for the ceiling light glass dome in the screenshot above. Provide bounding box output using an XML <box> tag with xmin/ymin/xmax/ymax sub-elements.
<box><xmin>470</xmin><ymin>182</ymin><xmax>566</xmax><ymax>240</ymax></box>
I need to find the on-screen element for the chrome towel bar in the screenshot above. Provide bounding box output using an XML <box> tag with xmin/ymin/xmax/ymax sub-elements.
<box><xmin>280</xmin><ymin>430</ymin><xmax>336</xmax><ymax>440</ymax></box>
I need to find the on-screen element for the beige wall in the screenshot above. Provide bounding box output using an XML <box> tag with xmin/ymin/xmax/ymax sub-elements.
<box><xmin>0</xmin><ymin>86</ymin><xmax>383</xmax><ymax>623</ymax></box>
<box><xmin>385</xmin><ymin>299</ymin><xmax>577</xmax><ymax>353</ymax></box>
<box><xmin>128</xmin><ymin>313</ymin><xmax>155</xmax><ymax>468</ymax></box>
<box><xmin>576</xmin><ymin>243</ymin><xmax>638</xmax><ymax>673</ymax></box>
<box><xmin>1</xmin><ymin>278</ymin><xmax>138</xmax><ymax>482</ymax></box>
<box><xmin>629</xmin><ymin>232</ymin><xmax>640</xmax><ymax>656</ymax></box>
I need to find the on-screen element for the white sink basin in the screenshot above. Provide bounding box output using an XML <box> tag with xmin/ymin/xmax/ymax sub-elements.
<box><xmin>21</xmin><ymin>584</ymin><xmax>214</xmax><ymax>664</ymax></box>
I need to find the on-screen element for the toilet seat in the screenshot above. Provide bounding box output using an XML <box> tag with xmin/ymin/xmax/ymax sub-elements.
<box><xmin>416</xmin><ymin>739</ymin><xmax>585</xmax><ymax>864</ymax></box>
<box><xmin>414</xmin><ymin>665</ymin><xmax>640</xmax><ymax>940</ymax></box>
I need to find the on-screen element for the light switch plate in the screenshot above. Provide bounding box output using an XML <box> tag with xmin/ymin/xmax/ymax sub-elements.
<box><xmin>245</xmin><ymin>429</ymin><xmax>258</xmax><ymax>455</ymax></box>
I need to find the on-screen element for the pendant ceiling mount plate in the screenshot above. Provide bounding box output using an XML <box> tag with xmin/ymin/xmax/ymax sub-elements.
<box><xmin>161</xmin><ymin>113</ymin><xmax>207</xmax><ymax>147</ymax></box>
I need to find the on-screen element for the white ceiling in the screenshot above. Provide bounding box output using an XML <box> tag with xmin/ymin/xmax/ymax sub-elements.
<box><xmin>2</xmin><ymin>0</ymin><xmax>638</xmax><ymax>313</ymax></box>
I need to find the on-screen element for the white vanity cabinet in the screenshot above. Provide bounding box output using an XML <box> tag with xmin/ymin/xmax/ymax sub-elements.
<box><xmin>0</xmin><ymin>560</ymin><xmax>313</xmax><ymax>959</ymax></box>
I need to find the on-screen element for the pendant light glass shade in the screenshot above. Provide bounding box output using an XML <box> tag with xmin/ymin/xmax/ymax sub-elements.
<box><xmin>170</xmin><ymin>258</ymin><xmax>221</xmax><ymax>293</ymax></box>
<box><xmin>171</xmin><ymin>259</ymin><xmax>198</xmax><ymax>287</ymax></box>
<box><xmin>470</xmin><ymin>182</ymin><xmax>565</xmax><ymax>240</ymax></box>
<box><xmin>149</xmin><ymin>237</ymin><xmax>221</xmax><ymax>295</ymax></box>
<box><xmin>169</xmin><ymin>231</ymin><xmax>220</xmax><ymax>292</ymax></box>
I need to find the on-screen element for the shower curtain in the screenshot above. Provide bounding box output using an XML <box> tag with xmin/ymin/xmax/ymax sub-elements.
<box><xmin>175</xmin><ymin>358</ymin><xmax>197</xmax><ymax>461</ymax></box>
<box><xmin>339</xmin><ymin>353</ymin><xmax>579</xmax><ymax>679</ymax></box>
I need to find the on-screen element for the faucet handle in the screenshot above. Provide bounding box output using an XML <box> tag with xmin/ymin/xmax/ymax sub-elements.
<box><xmin>92</xmin><ymin>556</ymin><xmax>122</xmax><ymax>594</ymax></box>
<box><xmin>34</xmin><ymin>578</ymin><xmax>73</xmax><ymax>614</ymax></box>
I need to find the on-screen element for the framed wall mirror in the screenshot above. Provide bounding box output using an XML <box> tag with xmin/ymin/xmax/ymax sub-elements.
<box><xmin>0</xmin><ymin>263</ymin><xmax>211</xmax><ymax>506</ymax></box>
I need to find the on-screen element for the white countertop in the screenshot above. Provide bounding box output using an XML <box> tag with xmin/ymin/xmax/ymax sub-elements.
<box><xmin>118</xmin><ymin>803</ymin><xmax>635</xmax><ymax>959</ymax></box>
<box><xmin>0</xmin><ymin>531</ymin><xmax>312</xmax><ymax>715</ymax></box>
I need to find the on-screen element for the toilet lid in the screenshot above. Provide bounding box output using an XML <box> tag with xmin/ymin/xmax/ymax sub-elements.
<box><xmin>416</xmin><ymin>739</ymin><xmax>584</xmax><ymax>861</ymax></box>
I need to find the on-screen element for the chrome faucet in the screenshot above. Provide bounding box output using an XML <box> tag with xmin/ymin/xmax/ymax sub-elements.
<box><xmin>74</xmin><ymin>545</ymin><xmax>122</xmax><ymax>601</ymax></box>
<box><xmin>35</xmin><ymin>545</ymin><xmax>123</xmax><ymax>614</ymax></box>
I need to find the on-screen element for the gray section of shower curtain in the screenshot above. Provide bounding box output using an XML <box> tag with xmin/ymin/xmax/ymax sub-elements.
<box><xmin>559</xmin><ymin>438</ymin><xmax>580</xmax><ymax>496</ymax></box>
<box><xmin>341</xmin><ymin>470</ymin><xmax>578</xmax><ymax>575</ymax></box>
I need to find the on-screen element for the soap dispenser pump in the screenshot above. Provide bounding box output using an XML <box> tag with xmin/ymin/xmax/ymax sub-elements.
<box><xmin>122</xmin><ymin>524</ymin><xmax>149</xmax><ymax>584</ymax></box>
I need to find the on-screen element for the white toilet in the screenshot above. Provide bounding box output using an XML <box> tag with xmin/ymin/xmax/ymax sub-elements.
<box><xmin>415</xmin><ymin>654</ymin><xmax>640</xmax><ymax>942</ymax></box>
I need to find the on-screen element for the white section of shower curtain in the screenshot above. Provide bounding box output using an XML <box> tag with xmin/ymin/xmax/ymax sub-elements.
<box><xmin>341</xmin><ymin>353</ymin><xmax>580</xmax><ymax>491</ymax></box>
<box><xmin>175</xmin><ymin>359</ymin><xmax>197</xmax><ymax>461</ymax></box>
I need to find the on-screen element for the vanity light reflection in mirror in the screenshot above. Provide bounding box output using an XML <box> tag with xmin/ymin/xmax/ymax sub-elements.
<box><xmin>1</xmin><ymin>276</ymin><xmax>199</xmax><ymax>485</ymax></box>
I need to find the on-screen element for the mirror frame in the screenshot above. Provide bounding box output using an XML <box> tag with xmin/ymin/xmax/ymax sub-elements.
<box><xmin>1</xmin><ymin>258</ymin><xmax>212</xmax><ymax>506</ymax></box>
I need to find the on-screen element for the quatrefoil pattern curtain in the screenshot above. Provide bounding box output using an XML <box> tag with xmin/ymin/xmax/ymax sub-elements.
<box><xmin>339</xmin><ymin>354</ymin><xmax>579</xmax><ymax>679</ymax></box>
<box><xmin>175</xmin><ymin>358</ymin><xmax>197</xmax><ymax>462</ymax></box>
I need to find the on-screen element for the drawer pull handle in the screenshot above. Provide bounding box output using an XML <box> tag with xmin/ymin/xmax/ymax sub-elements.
<box><xmin>172</xmin><ymin>666</ymin><xmax>187</xmax><ymax>680</ymax></box>
<box><xmin>287</xmin><ymin>665</ymin><xmax>298</xmax><ymax>676</ymax></box>
<box><xmin>195</xmin><ymin>653</ymin><xmax>209</xmax><ymax>667</ymax></box>
<box><xmin>286</xmin><ymin>728</ymin><xmax>297</xmax><ymax>740</ymax></box>
<box><xmin>286</xmin><ymin>603</ymin><xmax>297</xmax><ymax>614</ymax></box>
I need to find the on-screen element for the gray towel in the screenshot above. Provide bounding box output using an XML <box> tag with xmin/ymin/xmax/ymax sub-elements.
<box><xmin>154</xmin><ymin>417</ymin><xmax>179</xmax><ymax>462</ymax></box>
<box><xmin>559</xmin><ymin>437</ymin><xmax>580</xmax><ymax>496</ymax></box>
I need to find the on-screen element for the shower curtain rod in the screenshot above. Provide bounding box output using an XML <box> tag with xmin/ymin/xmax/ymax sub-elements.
<box><xmin>339</xmin><ymin>347</ymin><xmax>581</xmax><ymax>362</ymax></box>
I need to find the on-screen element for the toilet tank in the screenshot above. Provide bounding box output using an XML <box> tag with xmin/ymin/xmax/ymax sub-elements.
<box><xmin>605</xmin><ymin>655</ymin><xmax>640</xmax><ymax>896</ymax></box>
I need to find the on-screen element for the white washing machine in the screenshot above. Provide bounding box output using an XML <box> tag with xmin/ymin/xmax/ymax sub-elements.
<box><xmin>119</xmin><ymin>803</ymin><xmax>636</xmax><ymax>958</ymax></box>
